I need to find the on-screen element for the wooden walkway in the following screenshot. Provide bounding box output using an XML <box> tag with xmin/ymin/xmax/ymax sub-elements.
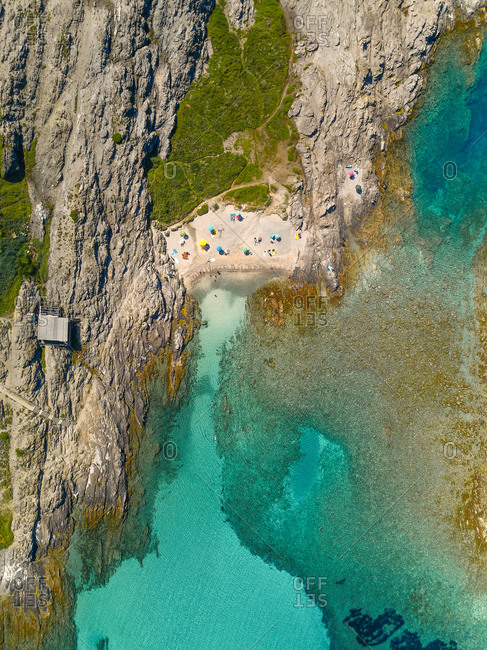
<box><xmin>0</xmin><ymin>384</ymin><xmax>71</xmax><ymax>427</ymax></box>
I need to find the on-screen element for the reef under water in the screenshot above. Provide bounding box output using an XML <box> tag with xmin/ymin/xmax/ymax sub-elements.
<box><xmin>213</xmin><ymin>21</ymin><xmax>487</xmax><ymax>650</ymax></box>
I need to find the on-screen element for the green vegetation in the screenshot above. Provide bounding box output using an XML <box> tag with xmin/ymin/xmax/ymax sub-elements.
<box><xmin>0</xmin><ymin>137</ymin><xmax>35</xmax><ymax>314</ymax></box>
<box><xmin>0</xmin><ymin>509</ymin><xmax>13</xmax><ymax>548</ymax></box>
<box><xmin>236</xmin><ymin>163</ymin><xmax>263</xmax><ymax>184</ymax></box>
<box><xmin>196</xmin><ymin>203</ymin><xmax>209</xmax><ymax>216</ymax></box>
<box><xmin>223</xmin><ymin>183</ymin><xmax>271</xmax><ymax>209</ymax></box>
<box><xmin>0</xmin><ymin>404</ymin><xmax>11</xmax><ymax>501</ymax></box>
<box><xmin>112</xmin><ymin>133</ymin><xmax>122</xmax><ymax>144</ymax></box>
<box><xmin>35</xmin><ymin>217</ymin><xmax>51</xmax><ymax>285</ymax></box>
<box><xmin>264</xmin><ymin>110</ymin><xmax>290</xmax><ymax>142</ymax></box>
<box><xmin>70</xmin><ymin>208</ymin><xmax>78</xmax><ymax>222</ymax></box>
<box><xmin>148</xmin><ymin>0</ymin><xmax>295</xmax><ymax>224</ymax></box>
<box><xmin>14</xmin><ymin>448</ymin><xmax>25</xmax><ymax>457</ymax></box>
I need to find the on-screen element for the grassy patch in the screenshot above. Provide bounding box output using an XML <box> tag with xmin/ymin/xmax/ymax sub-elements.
<box><xmin>150</xmin><ymin>161</ymin><xmax>199</xmax><ymax>222</ymax></box>
<box><xmin>0</xmin><ymin>137</ymin><xmax>34</xmax><ymax>314</ymax></box>
<box><xmin>265</xmin><ymin>110</ymin><xmax>290</xmax><ymax>142</ymax></box>
<box><xmin>35</xmin><ymin>217</ymin><xmax>51</xmax><ymax>285</ymax></box>
<box><xmin>197</xmin><ymin>203</ymin><xmax>209</xmax><ymax>216</ymax></box>
<box><xmin>112</xmin><ymin>133</ymin><xmax>122</xmax><ymax>144</ymax></box>
<box><xmin>236</xmin><ymin>163</ymin><xmax>263</xmax><ymax>184</ymax></box>
<box><xmin>188</xmin><ymin>153</ymin><xmax>246</xmax><ymax>198</ymax></box>
<box><xmin>0</xmin><ymin>509</ymin><xmax>13</xmax><ymax>548</ymax></box>
<box><xmin>243</xmin><ymin>0</ymin><xmax>290</xmax><ymax>118</ymax></box>
<box><xmin>148</xmin><ymin>0</ymin><xmax>293</xmax><ymax>224</ymax></box>
<box><xmin>223</xmin><ymin>183</ymin><xmax>271</xmax><ymax>209</ymax></box>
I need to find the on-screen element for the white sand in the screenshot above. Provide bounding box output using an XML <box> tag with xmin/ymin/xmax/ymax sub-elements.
<box><xmin>164</xmin><ymin>205</ymin><xmax>309</xmax><ymax>287</ymax></box>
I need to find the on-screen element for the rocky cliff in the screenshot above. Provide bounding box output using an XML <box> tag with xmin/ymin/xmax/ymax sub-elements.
<box><xmin>0</xmin><ymin>0</ymin><xmax>485</xmax><ymax>645</ymax></box>
<box><xmin>282</xmin><ymin>0</ymin><xmax>486</xmax><ymax>291</ymax></box>
<box><xmin>0</xmin><ymin>0</ymin><xmax>212</xmax><ymax>641</ymax></box>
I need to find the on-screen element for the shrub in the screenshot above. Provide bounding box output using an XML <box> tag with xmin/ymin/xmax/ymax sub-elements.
<box><xmin>197</xmin><ymin>204</ymin><xmax>209</xmax><ymax>216</ymax></box>
<box><xmin>112</xmin><ymin>133</ymin><xmax>122</xmax><ymax>144</ymax></box>
<box><xmin>148</xmin><ymin>0</ymin><xmax>291</xmax><ymax>224</ymax></box>
<box><xmin>0</xmin><ymin>509</ymin><xmax>13</xmax><ymax>548</ymax></box>
<box><xmin>0</xmin><ymin>137</ymin><xmax>33</xmax><ymax>314</ymax></box>
<box><xmin>236</xmin><ymin>163</ymin><xmax>263</xmax><ymax>184</ymax></box>
<box><xmin>223</xmin><ymin>184</ymin><xmax>271</xmax><ymax>209</ymax></box>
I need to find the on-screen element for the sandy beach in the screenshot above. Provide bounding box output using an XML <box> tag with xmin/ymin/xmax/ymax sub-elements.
<box><xmin>164</xmin><ymin>205</ymin><xmax>309</xmax><ymax>287</ymax></box>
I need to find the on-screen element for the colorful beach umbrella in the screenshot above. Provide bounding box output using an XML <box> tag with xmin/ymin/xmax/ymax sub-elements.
<box><xmin>243</xmin><ymin>247</ymin><xmax>249</xmax><ymax>254</ymax></box>
<box><xmin>217</xmin><ymin>246</ymin><xmax>223</xmax><ymax>252</ymax></box>
<box><xmin>199</xmin><ymin>239</ymin><xmax>207</xmax><ymax>247</ymax></box>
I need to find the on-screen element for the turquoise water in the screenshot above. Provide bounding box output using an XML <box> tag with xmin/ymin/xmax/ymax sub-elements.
<box><xmin>72</xmin><ymin>24</ymin><xmax>487</xmax><ymax>650</ymax></box>
<box><xmin>74</xmin><ymin>275</ymin><xmax>329</xmax><ymax>649</ymax></box>
<box><xmin>211</xmin><ymin>25</ymin><xmax>487</xmax><ymax>650</ymax></box>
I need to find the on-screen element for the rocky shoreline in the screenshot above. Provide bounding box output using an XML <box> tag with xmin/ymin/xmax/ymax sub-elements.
<box><xmin>0</xmin><ymin>0</ymin><xmax>486</xmax><ymax>646</ymax></box>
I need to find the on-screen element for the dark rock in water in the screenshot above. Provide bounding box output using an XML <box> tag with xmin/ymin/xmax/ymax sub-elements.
<box><xmin>390</xmin><ymin>629</ymin><xmax>459</xmax><ymax>649</ymax></box>
<box><xmin>343</xmin><ymin>607</ymin><xmax>404</xmax><ymax>646</ymax></box>
<box><xmin>336</xmin><ymin>578</ymin><xmax>345</xmax><ymax>585</ymax></box>
<box><xmin>97</xmin><ymin>637</ymin><xmax>109</xmax><ymax>650</ymax></box>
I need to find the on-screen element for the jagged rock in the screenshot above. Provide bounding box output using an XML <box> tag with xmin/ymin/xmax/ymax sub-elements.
<box><xmin>281</xmin><ymin>0</ymin><xmax>486</xmax><ymax>290</ymax></box>
<box><xmin>0</xmin><ymin>0</ymin><xmax>213</xmax><ymax>612</ymax></box>
<box><xmin>225</xmin><ymin>0</ymin><xmax>256</xmax><ymax>30</ymax></box>
<box><xmin>1</xmin><ymin>122</ymin><xmax>23</xmax><ymax>180</ymax></box>
<box><xmin>0</xmin><ymin>0</ymin><xmax>485</xmax><ymax>637</ymax></box>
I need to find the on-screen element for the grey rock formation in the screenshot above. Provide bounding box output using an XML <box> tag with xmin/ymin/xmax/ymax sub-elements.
<box><xmin>226</xmin><ymin>0</ymin><xmax>256</xmax><ymax>30</ymax></box>
<box><xmin>0</xmin><ymin>0</ymin><xmax>212</xmax><ymax>609</ymax></box>
<box><xmin>0</xmin><ymin>0</ymin><xmax>485</xmax><ymax>637</ymax></box>
<box><xmin>281</xmin><ymin>0</ymin><xmax>486</xmax><ymax>291</ymax></box>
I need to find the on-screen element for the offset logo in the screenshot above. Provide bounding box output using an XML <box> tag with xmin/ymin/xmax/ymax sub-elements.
<box><xmin>293</xmin><ymin>294</ymin><xmax>328</xmax><ymax>327</ymax></box>
<box><xmin>293</xmin><ymin>576</ymin><xmax>328</xmax><ymax>608</ymax></box>
<box><xmin>12</xmin><ymin>576</ymin><xmax>51</xmax><ymax>610</ymax></box>
<box><xmin>293</xmin><ymin>15</ymin><xmax>331</xmax><ymax>47</ymax></box>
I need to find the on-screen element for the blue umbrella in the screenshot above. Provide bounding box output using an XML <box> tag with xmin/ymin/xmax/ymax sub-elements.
<box><xmin>217</xmin><ymin>246</ymin><xmax>223</xmax><ymax>252</ymax></box>
<box><xmin>270</xmin><ymin>233</ymin><xmax>275</xmax><ymax>239</ymax></box>
<box><xmin>208</xmin><ymin>225</ymin><xmax>215</xmax><ymax>231</ymax></box>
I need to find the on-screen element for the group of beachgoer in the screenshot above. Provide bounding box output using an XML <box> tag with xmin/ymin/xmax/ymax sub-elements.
<box><xmin>170</xmin><ymin>211</ymin><xmax>308</xmax><ymax>267</ymax></box>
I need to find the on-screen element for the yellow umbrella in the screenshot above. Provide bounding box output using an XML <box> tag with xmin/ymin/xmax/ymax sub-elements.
<box><xmin>199</xmin><ymin>239</ymin><xmax>207</xmax><ymax>247</ymax></box>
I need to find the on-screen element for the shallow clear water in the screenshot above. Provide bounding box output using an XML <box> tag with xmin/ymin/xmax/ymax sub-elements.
<box><xmin>210</xmin><ymin>25</ymin><xmax>487</xmax><ymax>650</ymax></box>
<box><xmin>72</xmin><ymin>23</ymin><xmax>487</xmax><ymax>650</ymax></box>
<box><xmin>74</xmin><ymin>274</ymin><xmax>329</xmax><ymax>649</ymax></box>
